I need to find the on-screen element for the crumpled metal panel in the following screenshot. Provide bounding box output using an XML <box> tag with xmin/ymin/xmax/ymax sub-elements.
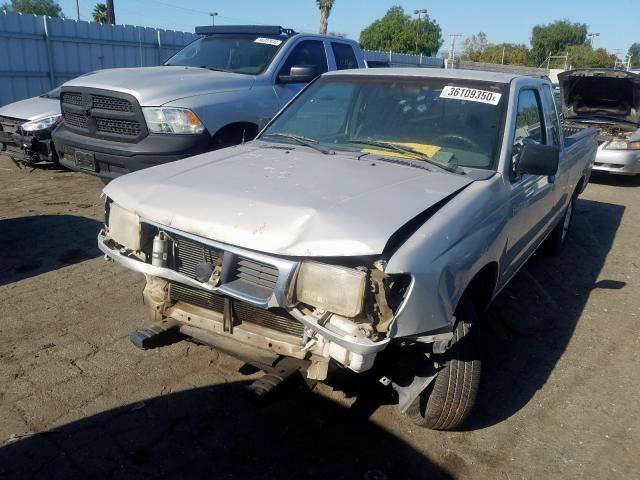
<box><xmin>103</xmin><ymin>143</ymin><xmax>473</xmax><ymax>257</ymax></box>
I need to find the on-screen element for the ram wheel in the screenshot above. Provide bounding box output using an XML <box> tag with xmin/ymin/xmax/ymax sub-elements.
<box><xmin>405</xmin><ymin>300</ymin><xmax>481</xmax><ymax>430</ymax></box>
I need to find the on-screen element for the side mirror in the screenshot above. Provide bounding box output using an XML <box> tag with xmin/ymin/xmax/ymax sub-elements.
<box><xmin>516</xmin><ymin>143</ymin><xmax>559</xmax><ymax>176</ymax></box>
<box><xmin>278</xmin><ymin>65</ymin><xmax>318</xmax><ymax>84</ymax></box>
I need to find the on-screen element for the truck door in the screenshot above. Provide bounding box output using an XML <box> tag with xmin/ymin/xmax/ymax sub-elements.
<box><xmin>273</xmin><ymin>40</ymin><xmax>329</xmax><ymax>107</ymax></box>
<box><xmin>502</xmin><ymin>87</ymin><xmax>557</xmax><ymax>280</ymax></box>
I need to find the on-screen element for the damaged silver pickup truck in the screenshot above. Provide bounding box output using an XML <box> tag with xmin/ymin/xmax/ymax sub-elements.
<box><xmin>99</xmin><ymin>69</ymin><xmax>596</xmax><ymax>430</ymax></box>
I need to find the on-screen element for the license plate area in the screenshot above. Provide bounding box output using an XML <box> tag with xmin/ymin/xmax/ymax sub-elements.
<box><xmin>74</xmin><ymin>149</ymin><xmax>96</xmax><ymax>171</ymax></box>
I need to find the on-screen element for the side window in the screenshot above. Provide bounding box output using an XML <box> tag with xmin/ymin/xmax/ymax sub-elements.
<box><xmin>512</xmin><ymin>89</ymin><xmax>545</xmax><ymax>174</ymax></box>
<box><xmin>279</xmin><ymin>40</ymin><xmax>328</xmax><ymax>79</ymax></box>
<box><xmin>331</xmin><ymin>42</ymin><xmax>358</xmax><ymax>70</ymax></box>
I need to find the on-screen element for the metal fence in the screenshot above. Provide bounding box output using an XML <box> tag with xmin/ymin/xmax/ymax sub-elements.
<box><xmin>446</xmin><ymin>59</ymin><xmax>549</xmax><ymax>77</ymax></box>
<box><xmin>0</xmin><ymin>9</ymin><xmax>446</xmax><ymax>108</ymax></box>
<box><xmin>363</xmin><ymin>50</ymin><xmax>443</xmax><ymax>68</ymax></box>
<box><xmin>0</xmin><ymin>10</ymin><xmax>196</xmax><ymax>107</ymax></box>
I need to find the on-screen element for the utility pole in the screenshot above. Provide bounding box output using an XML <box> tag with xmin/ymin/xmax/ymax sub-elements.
<box><xmin>413</xmin><ymin>8</ymin><xmax>428</xmax><ymax>55</ymax></box>
<box><xmin>587</xmin><ymin>32</ymin><xmax>600</xmax><ymax>49</ymax></box>
<box><xmin>448</xmin><ymin>33</ymin><xmax>463</xmax><ymax>60</ymax></box>
<box><xmin>106</xmin><ymin>0</ymin><xmax>115</xmax><ymax>25</ymax></box>
<box><xmin>75</xmin><ymin>0</ymin><xmax>80</xmax><ymax>21</ymax></box>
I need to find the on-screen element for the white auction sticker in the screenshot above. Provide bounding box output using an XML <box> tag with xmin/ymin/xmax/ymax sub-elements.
<box><xmin>254</xmin><ymin>37</ymin><xmax>282</xmax><ymax>46</ymax></box>
<box><xmin>439</xmin><ymin>86</ymin><xmax>502</xmax><ymax>105</ymax></box>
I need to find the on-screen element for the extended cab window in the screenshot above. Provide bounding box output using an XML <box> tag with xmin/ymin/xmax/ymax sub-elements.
<box><xmin>331</xmin><ymin>42</ymin><xmax>358</xmax><ymax>70</ymax></box>
<box><xmin>279</xmin><ymin>40</ymin><xmax>328</xmax><ymax>79</ymax></box>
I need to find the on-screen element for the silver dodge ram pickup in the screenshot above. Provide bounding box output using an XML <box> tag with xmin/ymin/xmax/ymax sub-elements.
<box><xmin>51</xmin><ymin>25</ymin><xmax>365</xmax><ymax>179</ymax></box>
<box><xmin>98</xmin><ymin>69</ymin><xmax>596</xmax><ymax>430</ymax></box>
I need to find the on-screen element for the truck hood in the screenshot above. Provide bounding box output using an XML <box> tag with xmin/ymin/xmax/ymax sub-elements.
<box><xmin>0</xmin><ymin>95</ymin><xmax>60</xmax><ymax>121</ymax></box>
<box><xmin>103</xmin><ymin>143</ymin><xmax>474</xmax><ymax>257</ymax></box>
<box><xmin>63</xmin><ymin>66</ymin><xmax>255</xmax><ymax>106</ymax></box>
<box><xmin>558</xmin><ymin>69</ymin><xmax>640</xmax><ymax>124</ymax></box>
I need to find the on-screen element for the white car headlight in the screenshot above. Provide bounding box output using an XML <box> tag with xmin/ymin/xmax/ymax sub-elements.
<box><xmin>21</xmin><ymin>115</ymin><xmax>61</xmax><ymax>132</ymax></box>
<box><xmin>108</xmin><ymin>203</ymin><xmax>141</xmax><ymax>251</ymax></box>
<box><xmin>295</xmin><ymin>261</ymin><xmax>367</xmax><ymax>317</ymax></box>
<box><xmin>142</xmin><ymin>107</ymin><xmax>205</xmax><ymax>134</ymax></box>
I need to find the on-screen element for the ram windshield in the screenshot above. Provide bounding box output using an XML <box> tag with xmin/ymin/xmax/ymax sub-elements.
<box><xmin>262</xmin><ymin>75</ymin><xmax>509</xmax><ymax>170</ymax></box>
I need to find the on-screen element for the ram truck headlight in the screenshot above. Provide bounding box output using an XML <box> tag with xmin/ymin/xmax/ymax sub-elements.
<box><xmin>142</xmin><ymin>107</ymin><xmax>205</xmax><ymax>134</ymax></box>
<box><xmin>107</xmin><ymin>203</ymin><xmax>141</xmax><ymax>251</ymax></box>
<box><xmin>295</xmin><ymin>261</ymin><xmax>367</xmax><ymax>318</ymax></box>
<box><xmin>21</xmin><ymin>115</ymin><xmax>62</xmax><ymax>132</ymax></box>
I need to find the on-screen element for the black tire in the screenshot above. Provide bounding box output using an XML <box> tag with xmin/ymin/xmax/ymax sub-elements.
<box><xmin>543</xmin><ymin>194</ymin><xmax>575</xmax><ymax>254</ymax></box>
<box><xmin>405</xmin><ymin>300</ymin><xmax>481</xmax><ymax>430</ymax></box>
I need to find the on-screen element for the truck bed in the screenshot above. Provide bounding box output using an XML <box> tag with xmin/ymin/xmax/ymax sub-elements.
<box><xmin>562</xmin><ymin>122</ymin><xmax>597</xmax><ymax>148</ymax></box>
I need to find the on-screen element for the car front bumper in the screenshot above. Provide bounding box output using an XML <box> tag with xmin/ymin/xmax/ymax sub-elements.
<box><xmin>594</xmin><ymin>148</ymin><xmax>640</xmax><ymax>175</ymax></box>
<box><xmin>0</xmin><ymin>129</ymin><xmax>57</xmax><ymax>165</ymax></box>
<box><xmin>52</xmin><ymin>124</ymin><xmax>211</xmax><ymax>179</ymax></box>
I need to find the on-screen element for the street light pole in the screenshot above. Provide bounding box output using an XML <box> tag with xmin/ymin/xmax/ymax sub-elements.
<box><xmin>413</xmin><ymin>8</ymin><xmax>428</xmax><ymax>54</ymax></box>
<box><xmin>75</xmin><ymin>0</ymin><xmax>80</xmax><ymax>21</ymax></box>
<box><xmin>209</xmin><ymin>12</ymin><xmax>218</xmax><ymax>27</ymax></box>
<box><xmin>587</xmin><ymin>32</ymin><xmax>600</xmax><ymax>49</ymax></box>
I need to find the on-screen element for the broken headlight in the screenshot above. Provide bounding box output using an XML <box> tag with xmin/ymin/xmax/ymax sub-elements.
<box><xmin>295</xmin><ymin>261</ymin><xmax>367</xmax><ymax>317</ymax></box>
<box><xmin>107</xmin><ymin>203</ymin><xmax>141</xmax><ymax>251</ymax></box>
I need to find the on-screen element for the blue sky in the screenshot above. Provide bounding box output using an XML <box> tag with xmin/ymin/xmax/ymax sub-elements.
<box><xmin>59</xmin><ymin>0</ymin><xmax>636</xmax><ymax>55</ymax></box>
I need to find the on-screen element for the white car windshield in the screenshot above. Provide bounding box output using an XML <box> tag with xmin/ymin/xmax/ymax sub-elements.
<box><xmin>262</xmin><ymin>75</ymin><xmax>509</xmax><ymax>170</ymax></box>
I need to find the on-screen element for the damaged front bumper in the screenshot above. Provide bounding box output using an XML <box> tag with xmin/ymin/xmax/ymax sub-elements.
<box><xmin>0</xmin><ymin>128</ymin><xmax>57</xmax><ymax>165</ymax></box>
<box><xmin>98</xmin><ymin>229</ymin><xmax>390</xmax><ymax>375</ymax></box>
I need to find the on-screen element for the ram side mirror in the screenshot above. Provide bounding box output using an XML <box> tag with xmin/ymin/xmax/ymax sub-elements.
<box><xmin>516</xmin><ymin>143</ymin><xmax>559</xmax><ymax>176</ymax></box>
<box><xmin>278</xmin><ymin>65</ymin><xmax>318</xmax><ymax>84</ymax></box>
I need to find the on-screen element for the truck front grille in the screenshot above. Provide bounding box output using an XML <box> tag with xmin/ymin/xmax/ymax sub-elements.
<box><xmin>96</xmin><ymin>118</ymin><xmax>141</xmax><ymax>137</ymax></box>
<box><xmin>169</xmin><ymin>283</ymin><xmax>305</xmax><ymax>338</ymax></box>
<box><xmin>60</xmin><ymin>87</ymin><xmax>146</xmax><ymax>143</ymax></box>
<box><xmin>63</xmin><ymin>112</ymin><xmax>89</xmax><ymax>129</ymax></box>
<box><xmin>232</xmin><ymin>257</ymin><xmax>279</xmax><ymax>290</ymax></box>
<box><xmin>91</xmin><ymin>94</ymin><xmax>133</xmax><ymax>112</ymax></box>
<box><xmin>173</xmin><ymin>234</ymin><xmax>223</xmax><ymax>280</ymax></box>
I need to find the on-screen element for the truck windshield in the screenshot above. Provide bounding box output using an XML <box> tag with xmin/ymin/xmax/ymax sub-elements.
<box><xmin>262</xmin><ymin>75</ymin><xmax>509</xmax><ymax>170</ymax></box>
<box><xmin>165</xmin><ymin>35</ymin><xmax>285</xmax><ymax>75</ymax></box>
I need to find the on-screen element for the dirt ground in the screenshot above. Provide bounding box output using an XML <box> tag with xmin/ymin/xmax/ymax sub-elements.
<box><xmin>0</xmin><ymin>155</ymin><xmax>638</xmax><ymax>479</ymax></box>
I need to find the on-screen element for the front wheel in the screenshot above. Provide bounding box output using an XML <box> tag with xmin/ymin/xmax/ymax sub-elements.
<box><xmin>405</xmin><ymin>300</ymin><xmax>481</xmax><ymax>430</ymax></box>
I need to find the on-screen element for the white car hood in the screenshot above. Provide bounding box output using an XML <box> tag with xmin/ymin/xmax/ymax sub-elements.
<box><xmin>103</xmin><ymin>143</ymin><xmax>474</xmax><ymax>257</ymax></box>
<box><xmin>0</xmin><ymin>95</ymin><xmax>60</xmax><ymax>121</ymax></box>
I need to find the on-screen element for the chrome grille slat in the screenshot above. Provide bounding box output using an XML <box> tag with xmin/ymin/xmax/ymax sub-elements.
<box><xmin>173</xmin><ymin>234</ymin><xmax>222</xmax><ymax>280</ymax></box>
<box><xmin>233</xmin><ymin>257</ymin><xmax>279</xmax><ymax>290</ymax></box>
<box><xmin>169</xmin><ymin>283</ymin><xmax>304</xmax><ymax>337</ymax></box>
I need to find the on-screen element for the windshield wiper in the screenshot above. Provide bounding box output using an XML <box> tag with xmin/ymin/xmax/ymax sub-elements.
<box><xmin>262</xmin><ymin>132</ymin><xmax>334</xmax><ymax>155</ymax></box>
<box><xmin>348</xmin><ymin>139</ymin><xmax>463</xmax><ymax>174</ymax></box>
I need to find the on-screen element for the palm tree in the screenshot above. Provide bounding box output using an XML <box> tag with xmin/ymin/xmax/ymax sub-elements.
<box><xmin>92</xmin><ymin>2</ymin><xmax>108</xmax><ymax>23</ymax></box>
<box><xmin>316</xmin><ymin>0</ymin><xmax>335</xmax><ymax>35</ymax></box>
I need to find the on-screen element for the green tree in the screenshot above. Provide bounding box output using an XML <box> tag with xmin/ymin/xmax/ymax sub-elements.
<box><xmin>0</xmin><ymin>0</ymin><xmax>62</xmax><ymax>16</ymax></box>
<box><xmin>359</xmin><ymin>6</ymin><xmax>443</xmax><ymax>56</ymax></box>
<box><xmin>316</xmin><ymin>0</ymin><xmax>335</xmax><ymax>35</ymax></box>
<box><xmin>530</xmin><ymin>20</ymin><xmax>588</xmax><ymax>66</ymax></box>
<box><xmin>628</xmin><ymin>43</ymin><xmax>640</xmax><ymax>68</ymax></box>
<box><xmin>91</xmin><ymin>2</ymin><xmax>107</xmax><ymax>23</ymax></box>
<box><xmin>566</xmin><ymin>45</ymin><xmax>617</xmax><ymax>68</ymax></box>
<box><xmin>462</xmin><ymin>32</ymin><xmax>488</xmax><ymax>60</ymax></box>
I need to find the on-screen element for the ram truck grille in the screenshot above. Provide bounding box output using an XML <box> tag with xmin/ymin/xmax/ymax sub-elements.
<box><xmin>60</xmin><ymin>87</ymin><xmax>146</xmax><ymax>143</ymax></box>
<box><xmin>169</xmin><ymin>283</ymin><xmax>305</xmax><ymax>337</ymax></box>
